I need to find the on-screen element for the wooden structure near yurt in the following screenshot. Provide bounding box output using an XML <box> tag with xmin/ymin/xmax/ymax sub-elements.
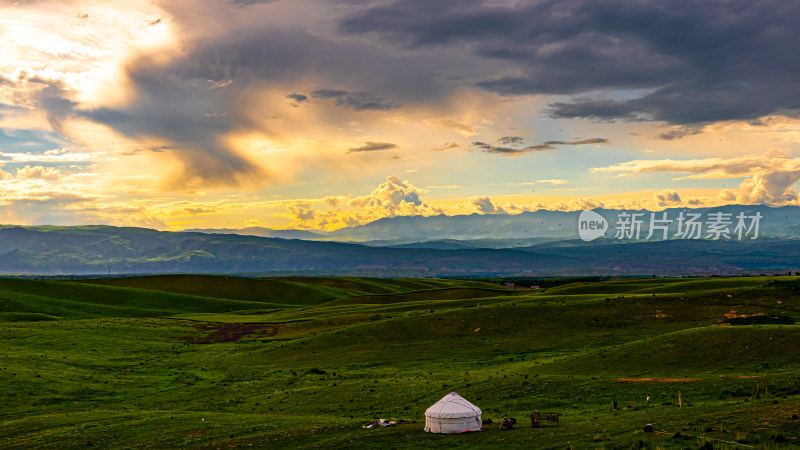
<box><xmin>531</xmin><ymin>410</ymin><xmax>560</xmax><ymax>427</ymax></box>
<box><xmin>424</xmin><ymin>392</ymin><xmax>482</xmax><ymax>433</ymax></box>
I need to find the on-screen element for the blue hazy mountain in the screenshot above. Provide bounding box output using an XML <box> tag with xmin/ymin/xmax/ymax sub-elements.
<box><xmin>0</xmin><ymin>213</ymin><xmax>799</xmax><ymax>276</ymax></box>
<box><xmin>325</xmin><ymin>204</ymin><xmax>800</xmax><ymax>242</ymax></box>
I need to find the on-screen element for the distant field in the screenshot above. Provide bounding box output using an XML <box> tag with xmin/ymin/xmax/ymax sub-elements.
<box><xmin>2</xmin><ymin>275</ymin><xmax>800</xmax><ymax>448</ymax></box>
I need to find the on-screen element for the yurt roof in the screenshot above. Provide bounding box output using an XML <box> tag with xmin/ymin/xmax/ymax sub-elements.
<box><xmin>425</xmin><ymin>392</ymin><xmax>482</xmax><ymax>419</ymax></box>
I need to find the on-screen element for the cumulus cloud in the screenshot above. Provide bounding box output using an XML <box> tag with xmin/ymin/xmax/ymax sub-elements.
<box><xmin>550</xmin><ymin>197</ymin><xmax>607</xmax><ymax>211</ymax></box>
<box><xmin>470</xmin><ymin>196</ymin><xmax>505</xmax><ymax>214</ymax></box>
<box><xmin>654</xmin><ymin>189</ymin><xmax>682</xmax><ymax>206</ymax></box>
<box><xmin>349</xmin><ymin>176</ymin><xmax>427</xmax><ymax>213</ymax></box>
<box><xmin>286</xmin><ymin>204</ymin><xmax>316</xmax><ymax>223</ymax></box>
<box><xmin>15</xmin><ymin>165</ymin><xmax>62</xmax><ymax>181</ymax></box>
<box><xmin>282</xmin><ymin>175</ymin><xmax>446</xmax><ymax>229</ymax></box>
<box><xmin>733</xmin><ymin>171</ymin><xmax>800</xmax><ymax>204</ymax></box>
<box><xmin>324</xmin><ymin>196</ymin><xmax>343</xmax><ymax>210</ymax></box>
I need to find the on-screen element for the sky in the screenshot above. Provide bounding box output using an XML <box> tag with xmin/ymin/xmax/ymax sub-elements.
<box><xmin>2</xmin><ymin>0</ymin><xmax>800</xmax><ymax>231</ymax></box>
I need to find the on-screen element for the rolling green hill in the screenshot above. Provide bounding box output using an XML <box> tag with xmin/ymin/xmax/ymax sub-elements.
<box><xmin>2</xmin><ymin>275</ymin><xmax>800</xmax><ymax>448</ymax></box>
<box><xmin>77</xmin><ymin>274</ymin><xmax>360</xmax><ymax>305</ymax></box>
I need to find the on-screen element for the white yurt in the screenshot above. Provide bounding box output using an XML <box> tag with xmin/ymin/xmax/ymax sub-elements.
<box><xmin>424</xmin><ymin>392</ymin><xmax>482</xmax><ymax>433</ymax></box>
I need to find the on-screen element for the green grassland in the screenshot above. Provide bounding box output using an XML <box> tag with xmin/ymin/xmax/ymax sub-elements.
<box><xmin>2</xmin><ymin>275</ymin><xmax>800</xmax><ymax>449</ymax></box>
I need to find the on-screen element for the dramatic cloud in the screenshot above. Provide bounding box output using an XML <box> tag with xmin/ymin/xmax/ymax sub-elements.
<box><xmin>341</xmin><ymin>0</ymin><xmax>800</xmax><ymax>126</ymax></box>
<box><xmin>4</xmin><ymin>0</ymin><xmax>800</xmax><ymax>230</ymax></box>
<box><xmin>347</xmin><ymin>141</ymin><xmax>398</xmax><ymax>153</ymax></box>
<box><xmin>11</xmin><ymin>3</ymin><xmax>448</xmax><ymax>190</ymax></box>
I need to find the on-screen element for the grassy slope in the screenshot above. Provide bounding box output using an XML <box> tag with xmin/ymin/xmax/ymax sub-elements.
<box><xmin>1</xmin><ymin>276</ymin><xmax>800</xmax><ymax>448</ymax></box>
<box><xmin>0</xmin><ymin>278</ymin><xmax>299</xmax><ymax>320</ymax></box>
<box><xmin>77</xmin><ymin>275</ymin><xmax>358</xmax><ymax>306</ymax></box>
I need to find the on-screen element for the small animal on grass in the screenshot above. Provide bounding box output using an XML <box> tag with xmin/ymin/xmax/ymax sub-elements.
<box><xmin>500</xmin><ymin>418</ymin><xmax>517</xmax><ymax>430</ymax></box>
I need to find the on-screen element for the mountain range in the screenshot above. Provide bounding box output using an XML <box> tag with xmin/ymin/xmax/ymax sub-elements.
<box><xmin>1</xmin><ymin>204</ymin><xmax>799</xmax><ymax>276</ymax></box>
<box><xmin>188</xmin><ymin>204</ymin><xmax>800</xmax><ymax>244</ymax></box>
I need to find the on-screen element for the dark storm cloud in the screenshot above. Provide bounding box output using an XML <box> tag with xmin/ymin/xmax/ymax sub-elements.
<box><xmin>311</xmin><ymin>89</ymin><xmax>398</xmax><ymax>111</ymax></box>
<box><xmin>77</xmin><ymin>55</ymin><xmax>268</xmax><ymax>188</ymax></box>
<box><xmin>474</xmin><ymin>137</ymin><xmax>608</xmax><ymax>156</ymax></box>
<box><xmin>66</xmin><ymin>24</ymin><xmax>436</xmax><ymax>187</ymax></box>
<box><xmin>340</xmin><ymin>0</ymin><xmax>800</xmax><ymax>125</ymax></box>
<box><xmin>347</xmin><ymin>141</ymin><xmax>398</xmax><ymax>153</ymax></box>
<box><xmin>78</xmin><ymin>26</ymin><xmax>421</xmax><ymax>181</ymax></box>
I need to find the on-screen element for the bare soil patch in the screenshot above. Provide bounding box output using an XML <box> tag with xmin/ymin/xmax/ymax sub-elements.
<box><xmin>183</xmin><ymin>322</ymin><xmax>283</xmax><ymax>344</ymax></box>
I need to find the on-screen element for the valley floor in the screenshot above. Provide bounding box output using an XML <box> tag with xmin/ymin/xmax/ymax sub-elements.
<box><xmin>1</xmin><ymin>275</ymin><xmax>800</xmax><ymax>448</ymax></box>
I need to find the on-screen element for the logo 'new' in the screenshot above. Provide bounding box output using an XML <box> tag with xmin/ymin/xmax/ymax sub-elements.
<box><xmin>578</xmin><ymin>210</ymin><xmax>608</xmax><ymax>242</ymax></box>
